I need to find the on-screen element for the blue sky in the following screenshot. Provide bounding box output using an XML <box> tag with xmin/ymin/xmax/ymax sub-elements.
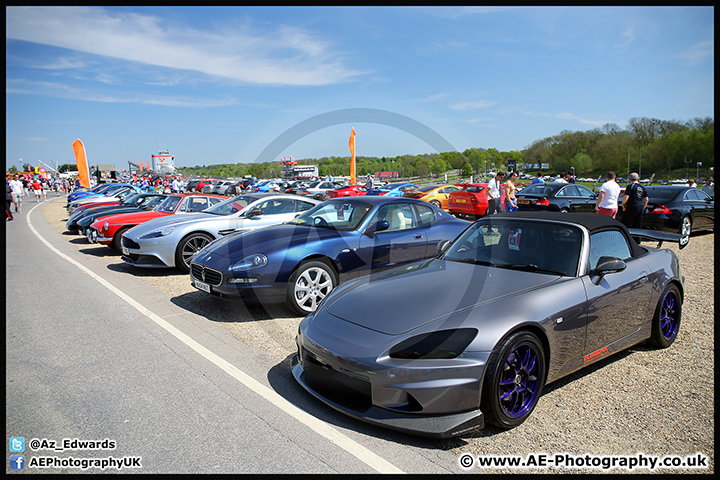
<box><xmin>5</xmin><ymin>6</ymin><xmax>714</xmax><ymax>171</ymax></box>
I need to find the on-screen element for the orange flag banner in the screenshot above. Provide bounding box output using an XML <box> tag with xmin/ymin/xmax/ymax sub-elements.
<box><xmin>139</xmin><ymin>161</ymin><xmax>144</xmax><ymax>172</ymax></box>
<box><xmin>349</xmin><ymin>127</ymin><xmax>356</xmax><ymax>185</ymax></box>
<box><xmin>145</xmin><ymin>161</ymin><xmax>151</xmax><ymax>171</ymax></box>
<box><xmin>71</xmin><ymin>139</ymin><xmax>91</xmax><ymax>188</ymax></box>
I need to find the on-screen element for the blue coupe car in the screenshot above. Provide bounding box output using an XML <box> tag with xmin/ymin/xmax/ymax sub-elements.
<box><xmin>365</xmin><ymin>182</ymin><xmax>419</xmax><ymax>197</ymax></box>
<box><xmin>189</xmin><ymin>197</ymin><xmax>471</xmax><ymax>314</ymax></box>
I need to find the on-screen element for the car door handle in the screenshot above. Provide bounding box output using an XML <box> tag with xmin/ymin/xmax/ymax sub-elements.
<box><xmin>414</xmin><ymin>234</ymin><xmax>424</xmax><ymax>239</ymax></box>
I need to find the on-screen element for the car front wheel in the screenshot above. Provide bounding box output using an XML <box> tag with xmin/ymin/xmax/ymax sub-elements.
<box><xmin>176</xmin><ymin>233</ymin><xmax>214</xmax><ymax>273</ymax></box>
<box><xmin>482</xmin><ymin>331</ymin><xmax>546</xmax><ymax>429</ymax></box>
<box><xmin>287</xmin><ymin>260</ymin><xmax>337</xmax><ymax>315</ymax></box>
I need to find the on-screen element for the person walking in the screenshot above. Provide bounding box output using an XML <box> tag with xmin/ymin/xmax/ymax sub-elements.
<box><xmin>41</xmin><ymin>178</ymin><xmax>49</xmax><ymax>201</ymax></box>
<box><xmin>9</xmin><ymin>174</ymin><xmax>24</xmax><ymax>213</ymax></box>
<box><xmin>6</xmin><ymin>178</ymin><xmax>14</xmax><ymax>221</ymax></box>
<box><xmin>595</xmin><ymin>171</ymin><xmax>621</xmax><ymax>218</ymax></box>
<box><xmin>504</xmin><ymin>171</ymin><xmax>518</xmax><ymax>212</ymax></box>
<box><xmin>487</xmin><ymin>171</ymin><xmax>505</xmax><ymax>215</ymax></box>
<box><xmin>31</xmin><ymin>178</ymin><xmax>42</xmax><ymax>202</ymax></box>
<box><xmin>365</xmin><ymin>174</ymin><xmax>374</xmax><ymax>190</ymax></box>
<box><xmin>620</xmin><ymin>172</ymin><xmax>649</xmax><ymax>229</ymax></box>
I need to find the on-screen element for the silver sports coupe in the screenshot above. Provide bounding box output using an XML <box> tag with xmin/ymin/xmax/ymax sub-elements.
<box><xmin>293</xmin><ymin>212</ymin><xmax>687</xmax><ymax>438</ymax></box>
<box><xmin>121</xmin><ymin>193</ymin><xmax>320</xmax><ymax>272</ymax></box>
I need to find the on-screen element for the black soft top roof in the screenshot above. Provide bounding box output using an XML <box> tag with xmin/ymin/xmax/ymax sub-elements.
<box><xmin>484</xmin><ymin>212</ymin><xmax>646</xmax><ymax>257</ymax></box>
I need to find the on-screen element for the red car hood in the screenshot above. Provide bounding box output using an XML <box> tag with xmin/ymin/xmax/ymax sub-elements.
<box><xmin>90</xmin><ymin>211</ymin><xmax>169</xmax><ymax>229</ymax></box>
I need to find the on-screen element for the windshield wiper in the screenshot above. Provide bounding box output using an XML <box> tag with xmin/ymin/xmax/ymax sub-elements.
<box><xmin>497</xmin><ymin>263</ymin><xmax>566</xmax><ymax>275</ymax></box>
<box><xmin>449</xmin><ymin>257</ymin><xmax>494</xmax><ymax>267</ymax></box>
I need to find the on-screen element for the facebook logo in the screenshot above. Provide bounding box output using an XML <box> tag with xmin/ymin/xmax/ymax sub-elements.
<box><xmin>10</xmin><ymin>436</ymin><xmax>25</xmax><ymax>452</ymax></box>
<box><xmin>10</xmin><ymin>455</ymin><xmax>25</xmax><ymax>470</ymax></box>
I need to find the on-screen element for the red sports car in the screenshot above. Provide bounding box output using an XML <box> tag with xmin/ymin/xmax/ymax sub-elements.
<box><xmin>86</xmin><ymin>193</ymin><xmax>226</xmax><ymax>249</ymax></box>
<box><xmin>323</xmin><ymin>184</ymin><xmax>367</xmax><ymax>199</ymax></box>
<box><xmin>448</xmin><ymin>183</ymin><xmax>504</xmax><ymax>219</ymax></box>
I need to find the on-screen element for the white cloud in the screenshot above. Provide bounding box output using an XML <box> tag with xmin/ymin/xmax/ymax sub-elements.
<box><xmin>5</xmin><ymin>6</ymin><xmax>366</xmax><ymax>86</ymax></box>
<box><xmin>676</xmin><ymin>39</ymin><xmax>714</xmax><ymax>67</ymax></box>
<box><xmin>450</xmin><ymin>100</ymin><xmax>495</xmax><ymax>111</ymax></box>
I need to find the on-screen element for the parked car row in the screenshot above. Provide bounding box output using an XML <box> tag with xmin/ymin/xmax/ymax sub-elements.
<box><xmin>61</xmin><ymin>186</ymin><xmax>691</xmax><ymax>439</ymax></box>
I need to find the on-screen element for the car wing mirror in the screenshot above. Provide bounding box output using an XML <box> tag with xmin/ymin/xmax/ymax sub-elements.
<box><xmin>246</xmin><ymin>207</ymin><xmax>263</xmax><ymax>218</ymax></box>
<box><xmin>436</xmin><ymin>239</ymin><xmax>452</xmax><ymax>256</ymax></box>
<box><xmin>365</xmin><ymin>220</ymin><xmax>389</xmax><ymax>236</ymax></box>
<box><xmin>590</xmin><ymin>256</ymin><xmax>626</xmax><ymax>284</ymax></box>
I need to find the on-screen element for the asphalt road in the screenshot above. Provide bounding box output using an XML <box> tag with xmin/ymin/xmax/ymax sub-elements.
<box><xmin>6</xmin><ymin>196</ymin><xmax>714</xmax><ymax>474</ymax></box>
<box><xmin>5</xmin><ymin>198</ymin><xmax>456</xmax><ymax>474</ymax></box>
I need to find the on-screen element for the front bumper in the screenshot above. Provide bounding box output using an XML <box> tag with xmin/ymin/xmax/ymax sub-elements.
<box><xmin>293</xmin><ymin>324</ymin><xmax>489</xmax><ymax>438</ymax></box>
<box><xmin>120</xmin><ymin>236</ymin><xmax>175</xmax><ymax>268</ymax></box>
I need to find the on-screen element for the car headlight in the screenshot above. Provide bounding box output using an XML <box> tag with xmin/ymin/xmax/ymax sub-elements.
<box><xmin>103</xmin><ymin>221</ymin><xmax>109</xmax><ymax>232</ymax></box>
<box><xmin>388</xmin><ymin>328</ymin><xmax>477</xmax><ymax>360</ymax></box>
<box><xmin>231</xmin><ymin>253</ymin><xmax>268</xmax><ymax>272</ymax></box>
<box><xmin>140</xmin><ymin>226</ymin><xmax>175</xmax><ymax>239</ymax></box>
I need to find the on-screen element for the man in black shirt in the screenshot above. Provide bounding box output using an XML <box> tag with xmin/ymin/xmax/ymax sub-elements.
<box><xmin>620</xmin><ymin>172</ymin><xmax>649</xmax><ymax>228</ymax></box>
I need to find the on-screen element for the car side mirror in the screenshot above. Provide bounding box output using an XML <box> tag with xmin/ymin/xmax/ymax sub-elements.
<box><xmin>365</xmin><ymin>220</ymin><xmax>389</xmax><ymax>236</ymax></box>
<box><xmin>246</xmin><ymin>207</ymin><xmax>263</xmax><ymax>218</ymax></box>
<box><xmin>591</xmin><ymin>256</ymin><xmax>626</xmax><ymax>284</ymax></box>
<box><xmin>436</xmin><ymin>239</ymin><xmax>452</xmax><ymax>256</ymax></box>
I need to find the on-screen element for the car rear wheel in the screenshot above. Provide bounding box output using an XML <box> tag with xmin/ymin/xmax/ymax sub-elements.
<box><xmin>287</xmin><ymin>260</ymin><xmax>337</xmax><ymax>315</ymax></box>
<box><xmin>430</xmin><ymin>200</ymin><xmax>441</xmax><ymax>208</ymax></box>
<box><xmin>176</xmin><ymin>233</ymin><xmax>214</xmax><ymax>273</ymax></box>
<box><xmin>681</xmin><ymin>216</ymin><xmax>692</xmax><ymax>236</ymax></box>
<box><xmin>648</xmin><ymin>284</ymin><xmax>681</xmax><ymax>348</ymax></box>
<box><xmin>482</xmin><ymin>331</ymin><xmax>546</xmax><ymax>429</ymax></box>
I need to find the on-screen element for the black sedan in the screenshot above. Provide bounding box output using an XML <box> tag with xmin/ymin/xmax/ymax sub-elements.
<box><xmin>65</xmin><ymin>193</ymin><xmax>166</xmax><ymax>233</ymax></box>
<box><xmin>635</xmin><ymin>185</ymin><xmax>714</xmax><ymax>236</ymax></box>
<box><xmin>516</xmin><ymin>182</ymin><xmax>597</xmax><ymax>213</ymax></box>
<box><xmin>293</xmin><ymin>212</ymin><xmax>686</xmax><ymax>437</ymax></box>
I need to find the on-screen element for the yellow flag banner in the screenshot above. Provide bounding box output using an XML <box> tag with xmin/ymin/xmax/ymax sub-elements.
<box><xmin>71</xmin><ymin>139</ymin><xmax>91</xmax><ymax>188</ymax></box>
<box><xmin>349</xmin><ymin>127</ymin><xmax>356</xmax><ymax>185</ymax></box>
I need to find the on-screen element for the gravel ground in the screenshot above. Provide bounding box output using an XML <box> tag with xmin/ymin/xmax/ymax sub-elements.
<box><xmin>42</xmin><ymin>197</ymin><xmax>714</xmax><ymax>474</ymax></box>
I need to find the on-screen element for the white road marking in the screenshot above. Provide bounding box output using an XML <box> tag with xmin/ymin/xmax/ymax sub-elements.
<box><xmin>26</xmin><ymin>204</ymin><xmax>404</xmax><ymax>474</ymax></box>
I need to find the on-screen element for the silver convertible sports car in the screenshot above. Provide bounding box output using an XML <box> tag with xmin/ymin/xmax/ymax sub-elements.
<box><xmin>121</xmin><ymin>194</ymin><xmax>320</xmax><ymax>272</ymax></box>
<box><xmin>293</xmin><ymin>212</ymin><xmax>686</xmax><ymax>438</ymax></box>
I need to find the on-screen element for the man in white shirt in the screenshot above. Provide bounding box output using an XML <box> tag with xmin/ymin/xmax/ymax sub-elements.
<box><xmin>487</xmin><ymin>172</ymin><xmax>505</xmax><ymax>215</ymax></box>
<box><xmin>595</xmin><ymin>171</ymin><xmax>622</xmax><ymax>218</ymax></box>
<box><xmin>9</xmin><ymin>175</ymin><xmax>24</xmax><ymax>213</ymax></box>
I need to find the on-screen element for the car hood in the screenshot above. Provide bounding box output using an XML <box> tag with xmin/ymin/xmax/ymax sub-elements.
<box><xmin>197</xmin><ymin>224</ymin><xmax>343</xmax><ymax>261</ymax></box>
<box><xmin>323</xmin><ymin>258</ymin><xmax>560</xmax><ymax>335</ymax></box>
<box><xmin>129</xmin><ymin>212</ymin><xmax>217</xmax><ymax>234</ymax></box>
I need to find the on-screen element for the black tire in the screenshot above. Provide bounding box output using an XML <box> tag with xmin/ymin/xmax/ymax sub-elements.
<box><xmin>648</xmin><ymin>284</ymin><xmax>682</xmax><ymax>348</ymax></box>
<box><xmin>559</xmin><ymin>207</ymin><xmax>569</xmax><ymax>213</ymax></box>
<box><xmin>176</xmin><ymin>233</ymin><xmax>214</xmax><ymax>273</ymax></box>
<box><xmin>286</xmin><ymin>260</ymin><xmax>337</xmax><ymax>315</ymax></box>
<box><xmin>430</xmin><ymin>200</ymin><xmax>442</xmax><ymax>208</ymax></box>
<box><xmin>482</xmin><ymin>331</ymin><xmax>546</xmax><ymax>429</ymax></box>
<box><xmin>112</xmin><ymin>227</ymin><xmax>131</xmax><ymax>251</ymax></box>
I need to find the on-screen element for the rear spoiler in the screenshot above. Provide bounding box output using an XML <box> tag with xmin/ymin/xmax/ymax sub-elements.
<box><xmin>627</xmin><ymin>229</ymin><xmax>689</xmax><ymax>250</ymax></box>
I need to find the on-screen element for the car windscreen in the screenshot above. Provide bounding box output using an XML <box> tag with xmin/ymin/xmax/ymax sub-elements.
<box><xmin>646</xmin><ymin>188</ymin><xmax>683</xmax><ymax>201</ymax></box>
<box><xmin>443</xmin><ymin>219</ymin><xmax>582</xmax><ymax>276</ymax></box>
<box><xmin>288</xmin><ymin>200</ymin><xmax>373</xmax><ymax>231</ymax></box>
<box><xmin>204</xmin><ymin>195</ymin><xmax>254</xmax><ymax>215</ymax></box>
<box><xmin>156</xmin><ymin>195</ymin><xmax>183</xmax><ymax>213</ymax></box>
<box><xmin>520</xmin><ymin>184</ymin><xmax>557</xmax><ymax>195</ymax></box>
<box><xmin>141</xmin><ymin>196</ymin><xmax>166</xmax><ymax>209</ymax></box>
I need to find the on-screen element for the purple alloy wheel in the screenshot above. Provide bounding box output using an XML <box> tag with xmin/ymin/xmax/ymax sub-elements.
<box><xmin>497</xmin><ymin>342</ymin><xmax>542</xmax><ymax>419</ymax></box>
<box><xmin>660</xmin><ymin>290</ymin><xmax>680</xmax><ymax>340</ymax></box>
